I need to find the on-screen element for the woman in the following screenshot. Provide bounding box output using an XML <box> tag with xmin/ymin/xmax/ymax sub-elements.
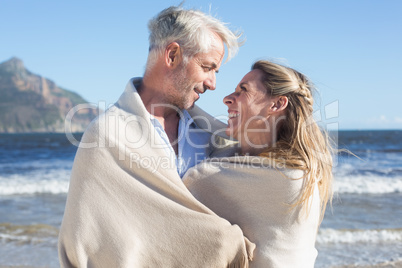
<box><xmin>183</xmin><ymin>60</ymin><xmax>333</xmax><ymax>267</ymax></box>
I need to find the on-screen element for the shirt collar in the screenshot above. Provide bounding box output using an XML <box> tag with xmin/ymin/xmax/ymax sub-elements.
<box><xmin>180</xmin><ymin>109</ymin><xmax>195</xmax><ymax>127</ymax></box>
<box><xmin>149</xmin><ymin>109</ymin><xmax>196</xmax><ymax>128</ymax></box>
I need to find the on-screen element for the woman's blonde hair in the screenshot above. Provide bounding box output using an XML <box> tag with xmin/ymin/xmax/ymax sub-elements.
<box><xmin>252</xmin><ymin>60</ymin><xmax>334</xmax><ymax>221</ymax></box>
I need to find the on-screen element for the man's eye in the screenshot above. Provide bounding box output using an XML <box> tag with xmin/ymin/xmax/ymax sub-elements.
<box><xmin>203</xmin><ymin>66</ymin><xmax>212</xmax><ymax>71</ymax></box>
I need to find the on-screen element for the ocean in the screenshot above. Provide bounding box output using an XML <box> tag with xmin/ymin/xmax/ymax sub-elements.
<box><xmin>0</xmin><ymin>130</ymin><xmax>401</xmax><ymax>267</ymax></box>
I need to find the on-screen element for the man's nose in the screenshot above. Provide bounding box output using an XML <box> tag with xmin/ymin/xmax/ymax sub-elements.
<box><xmin>204</xmin><ymin>72</ymin><xmax>216</xmax><ymax>91</ymax></box>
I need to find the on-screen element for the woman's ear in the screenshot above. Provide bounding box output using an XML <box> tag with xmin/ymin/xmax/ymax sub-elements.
<box><xmin>165</xmin><ymin>42</ymin><xmax>182</xmax><ymax>68</ymax></box>
<box><xmin>271</xmin><ymin>96</ymin><xmax>288</xmax><ymax>113</ymax></box>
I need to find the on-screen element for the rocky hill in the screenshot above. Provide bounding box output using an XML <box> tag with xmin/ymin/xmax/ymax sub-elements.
<box><xmin>0</xmin><ymin>57</ymin><xmax>99</xmax><ymax>133</ymax></box>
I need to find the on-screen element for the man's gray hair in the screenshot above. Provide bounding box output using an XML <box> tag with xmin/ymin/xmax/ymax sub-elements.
<box><xmin>147</xmin><ymin>5</ymin><xmax>243</xmax><ymax>67</ymax></box>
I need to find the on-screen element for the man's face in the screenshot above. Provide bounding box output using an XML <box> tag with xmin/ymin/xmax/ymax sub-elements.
<box><xmin>168</xmin><ymin>33</ymin><xmax>225</xmax><ymax>110</ymax></box>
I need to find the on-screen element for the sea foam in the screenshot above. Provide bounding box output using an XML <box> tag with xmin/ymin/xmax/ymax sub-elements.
<box><xmin>317</xmin><ymin>228</ymin><xmax>402</xmax><ymax>244</ymax></box>
<box><xmin>0</xmin><ymin>171</ymin><xmax>70</xmax><ymax>195</ymax></box>
<box><xmin>333</xmin><ymin>175</ymin><xmax>402</xmax><ymax>194</ymax></box>
<box><xmin>2</xmin><ymin>171</ymin><xmax>402</xmax><ymax>195</ymax></box>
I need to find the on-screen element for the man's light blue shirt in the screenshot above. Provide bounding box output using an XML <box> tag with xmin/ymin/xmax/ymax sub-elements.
<box><xmin>150</xmin><ymin>110</ymin><xmax>211</xmax><ymax>178</ymax></box>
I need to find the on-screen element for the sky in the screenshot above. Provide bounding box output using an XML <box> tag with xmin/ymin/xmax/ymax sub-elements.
<box><xmin>1</xmin><ymin>0</ymin><xmax>401</xmax><ymax>130</ymax></box>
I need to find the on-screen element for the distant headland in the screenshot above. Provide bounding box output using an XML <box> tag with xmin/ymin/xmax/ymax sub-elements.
<box><xmin>0</xmin><ymin>57</ymin><xmax>98</xmax><ymax>133</ymax></box>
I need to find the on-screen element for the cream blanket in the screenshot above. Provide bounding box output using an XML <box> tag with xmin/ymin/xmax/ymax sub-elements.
<box><xmin>183</xmin><ymin>154</ymin><xmax>320</xmax><ymax>268</ymax></box>
<box><xmin>58</xmin><ymin>78</ymin><xmax>254</xmax><ymax>267</ymax></box>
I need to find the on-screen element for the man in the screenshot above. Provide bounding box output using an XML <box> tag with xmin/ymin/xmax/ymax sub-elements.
<box><xmin>137</xmin><ymin>5</ymin><xmax>229</xmax><ymax>177</ymax></box>
<box><xmin>58</xmin><ymin>5</ymin><xmax>254</xmax><ymax>268</ymax></box>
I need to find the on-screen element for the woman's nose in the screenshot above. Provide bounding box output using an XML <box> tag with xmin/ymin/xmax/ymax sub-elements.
<box><xmin>223</xmin><ymin>93</ymin><xmax>234</xmax><ymax>106</ymax></box>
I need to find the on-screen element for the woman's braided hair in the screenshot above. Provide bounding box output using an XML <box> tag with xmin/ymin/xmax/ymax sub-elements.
<box><xmin>252</xmin><ymin>60</ymin><xmax>334</xmax><ymax>222</ymax></box>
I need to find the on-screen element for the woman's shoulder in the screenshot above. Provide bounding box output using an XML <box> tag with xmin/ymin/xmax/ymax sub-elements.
<box><xmin>184</xmin><ymin>154</ymin><xmax>306</xmax><ymax>191</ymax></box>
<box><xmin>210</xmin><ymin>154</ymin><xmax>304</xmax><ymax>177</ymax></box>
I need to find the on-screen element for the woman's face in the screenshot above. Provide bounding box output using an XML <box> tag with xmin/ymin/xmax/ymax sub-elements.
<box><xmin>223</xmin><ymin>69</ymin><xmax>275</xmax><ymax>142</ymax></box>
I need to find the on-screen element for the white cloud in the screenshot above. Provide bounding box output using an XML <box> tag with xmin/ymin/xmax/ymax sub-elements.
<box><xmin>379</xmin><ymin>115</ymin><xmax>388</xmax><ymax>122</ymax></box>
<box><xmin>394</xmin><ymin>117</ymin><xmax>402</xmax><ymax>124</ymax></box>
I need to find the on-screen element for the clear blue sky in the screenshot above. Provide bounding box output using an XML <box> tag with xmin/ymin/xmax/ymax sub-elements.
<box><xmin>1</xmin><ymin>0</ymin><xmax>401</xmax><ymax>130</ymax></box>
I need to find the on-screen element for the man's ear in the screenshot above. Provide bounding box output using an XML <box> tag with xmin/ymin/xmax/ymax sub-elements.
<box><xmin>271</xmin><ymin>96</ymin><xmax>288</xmax><ymax>113</ymax></box>
<box><xmin>165</xmin><ymin>42</ymin><xmax>182</xmax><ymax>68</ymax></box>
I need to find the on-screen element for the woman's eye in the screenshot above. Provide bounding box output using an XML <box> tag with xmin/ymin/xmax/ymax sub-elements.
<box><xmin>203</xmin><ymin>66</ymin><xmax>212</xmax><ymax>71</ymax></box>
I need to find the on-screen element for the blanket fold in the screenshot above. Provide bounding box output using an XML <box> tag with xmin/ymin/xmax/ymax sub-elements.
<box><xmin>183</xmin><ymin>154</ymin><xmax>320</xmax><ymax>268</ymax></box>
<box><xmin>58</xmin><ymin>78</ymin><xmax>254</xmax><ymax>268</ymax></box>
